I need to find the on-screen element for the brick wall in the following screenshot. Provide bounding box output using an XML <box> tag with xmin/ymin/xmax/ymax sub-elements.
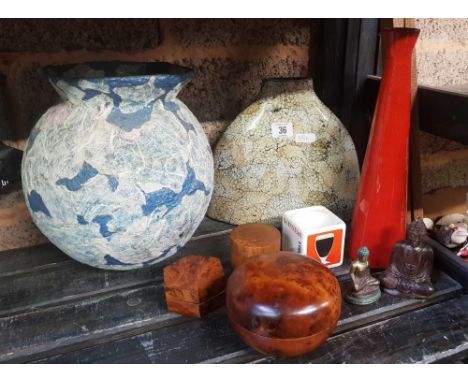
<box><xmin>0</xmin><ymin>19</ymin><xmax>317</xmax><ymax>250</ymax></box>
<box><xmin>414</xmin><ymin>18</ymin><xmax>468</xmax><ymax>219</ymax></box>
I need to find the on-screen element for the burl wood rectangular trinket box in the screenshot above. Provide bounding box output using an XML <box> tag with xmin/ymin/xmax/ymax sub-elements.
<box><xmin>163</xmin><ymin>255</ymin><xmax>226</xmax><ymax>318</ymax></box>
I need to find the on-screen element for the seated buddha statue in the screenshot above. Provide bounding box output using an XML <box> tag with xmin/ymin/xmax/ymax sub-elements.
<box><xmin>381</xmin><ymin>220</ymin><xmax>435</xmax><ymax>299</ymax></box>
<box><xmin>345</xmin><ymin>246</ymin><xmax>381</xmax><ymax>305</ymax></box>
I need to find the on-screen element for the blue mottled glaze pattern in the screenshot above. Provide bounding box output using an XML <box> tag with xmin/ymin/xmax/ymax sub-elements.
<box><xmin>21</xmin><ymin>62</ymin><xmax>214</xmax><ymax>270</ymax></box>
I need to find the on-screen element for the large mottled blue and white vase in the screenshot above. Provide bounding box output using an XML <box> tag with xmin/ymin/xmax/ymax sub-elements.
<box><xmin>21</xmin><ymin>62</ymin><xmax>214</xmax><ymax>270</ymax></box>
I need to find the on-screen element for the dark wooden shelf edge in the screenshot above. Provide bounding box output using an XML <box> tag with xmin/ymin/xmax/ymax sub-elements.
<box><xmin>256</xmin><ymin>295</ymin><xmax>468</xmax><ymax>364</ymax></box>
<box><xmin>335</xmin><ymin>282</ymin><xmax>461</xmax><ymax>335</ymax></box>
<box><xmin>213</xmin><ymin>279</ymin><xmax>463</xmax><ymax>364</ymax></box>
<box><xmin>4</xmin><ymin>270</ymin><xmax>347</xmax><ymax>363</ymax></box>
<box><xmin>4</xmin><ymin>312</ymin><xmax>190</xmax><ymax>364</ymax></box>
<box><xmin>426</xmin><ymin>236</ymin><xmax>468</xmax><ymax>292</ymax></box>
<box><xmin>0</xmin><ymin>228</ymin><xmax>233</xmax><ymax>319</ymax></box>
<box><xmin>25</xmin><ymin>270</ymin><xmax>461</xmax><ymax>364</ymax></box>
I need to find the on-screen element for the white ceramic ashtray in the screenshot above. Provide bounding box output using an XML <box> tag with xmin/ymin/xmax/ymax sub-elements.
<box><xmin>282</xmin><ymin>206</ymin><xmax>346</xmax><ymax>268</ymax></box>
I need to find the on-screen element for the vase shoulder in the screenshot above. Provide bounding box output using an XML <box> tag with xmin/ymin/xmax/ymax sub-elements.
<box><xmin>260</xmin><ymin>78</ymin><xmax>314</xmax><ymax>97</ymax></box>
<box><xmin>46</xmin><ymin>61</ymin><xmax>194</xmax><ymax>105</ymax></box>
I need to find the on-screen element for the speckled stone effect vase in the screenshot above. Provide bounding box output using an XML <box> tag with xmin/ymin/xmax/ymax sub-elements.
<box><xmin>207</xmin><ymin>78</ymin><xmax>359</xmax><ymax>225</ymax></box>
<box><xmin>21</xmin><ymin>62</ymin><xmax>213</xmax><ymax>270</ymax></box>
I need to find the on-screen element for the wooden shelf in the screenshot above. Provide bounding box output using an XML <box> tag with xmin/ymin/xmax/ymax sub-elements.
<box><xmin>0</xmin><ymin>218</ymin><xmax>466</xmax><ymax>364</ymax></box>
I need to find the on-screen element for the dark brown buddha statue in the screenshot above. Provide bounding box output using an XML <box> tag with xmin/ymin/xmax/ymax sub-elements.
<box><xmin>381</xmin><ymin>220</ymin><xmax>435</xmax><ymax>298</ymax></box>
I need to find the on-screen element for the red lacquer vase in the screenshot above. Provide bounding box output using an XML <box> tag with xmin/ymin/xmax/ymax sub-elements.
<box><xmin>349</xmin><ymin>28</ymin><xmax>420</xmax><ymax>269</ymax></box>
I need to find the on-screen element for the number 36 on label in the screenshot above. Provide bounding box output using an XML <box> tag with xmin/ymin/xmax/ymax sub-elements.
<box><xmin>271</xmin><ymin>122</ymin><xmax>293</xmax><ymax>138</ymax></box>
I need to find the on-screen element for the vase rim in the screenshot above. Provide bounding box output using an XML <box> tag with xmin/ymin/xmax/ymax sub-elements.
<box><xmin>262</xmin><ymin>77</ymin><xmax>313</xmax><ymax>83</ymax></box>
<box><xmin>43</xmin><ymin>61</ymin><xmax>194</xmax><ymax>82</ymax></box>
<box><xmin>260</xmin><ymin>77</ymin><xmax>314</xmax><ymax>96</ymax></box>
<box><xmin>382</xmin><ymin>27</ymin><xmax>420</xmax><ymax>34</ymax></box>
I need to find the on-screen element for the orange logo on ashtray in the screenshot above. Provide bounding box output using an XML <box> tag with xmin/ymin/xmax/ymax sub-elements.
<box><xmin>307</xmin><ymin>229</ymin><xmax>343</xmax><ymax>267</ymax></box>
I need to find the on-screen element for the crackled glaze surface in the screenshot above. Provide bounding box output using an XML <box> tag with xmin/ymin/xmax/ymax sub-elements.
<box><xmin>207</xmin><ymin>79</ymin><xmax>359</xmax><ymax>225</ymax></box>
<box><xmin>21</xmin><ymin>62</ymin><xmax>213</xmax><ymax>270</ymax></box>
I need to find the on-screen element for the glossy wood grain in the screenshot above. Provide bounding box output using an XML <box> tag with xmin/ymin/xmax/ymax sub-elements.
<box><xmin>230</xmin><ymin>224</ymin><xmax>280</xmax><ymax>269</ymax></box>
<box><xmin>164</xmin><ymin>255</ymin><xmax>226</xmax><ymax>318</ymax></box>
<box><xmin>226</xmin><ymin>252</ymin><xmax>342</xmax><ymax>356</ymax></box>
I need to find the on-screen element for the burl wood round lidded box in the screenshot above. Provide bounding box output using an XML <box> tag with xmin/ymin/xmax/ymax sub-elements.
<box><xmin>226</xmin><ymin>251</ymin><xmax>341</xmax><ymax>357</ymax></box>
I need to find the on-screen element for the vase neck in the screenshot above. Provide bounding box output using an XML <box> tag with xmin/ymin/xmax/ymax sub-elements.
<box><xmin>260</xmin><ymin>78</ymin><xmax>315</xmax><ymax>99</ymax></box>
<box><xmin>45</xmin><ymin>62</ymin><xmax>193</xmax><ymax>105</ymax></box>
<box><xmin>382</xmin><ymin>28</ymin><xmax>420</xmax><ymax>62</ymax></box>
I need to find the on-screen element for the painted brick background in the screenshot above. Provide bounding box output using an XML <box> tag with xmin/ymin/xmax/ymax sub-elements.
<box><xmin>0</xmin><ymin>19</ymin><xmax>161</xmax><ymax>51</ymax></box>
<box><xmin>0</xmin><ymin>73</ymin><xmax>10</xmax><ymax>141</ymax></box>
<box><xmin>0</xmin><ymin>19</ymin><xmax>314</xmax><ymax>145</ymax></box>
<box><xmin>414</xmin><ymin>18</ymin><xmax>468</xmax><ymax>218</ymax></box>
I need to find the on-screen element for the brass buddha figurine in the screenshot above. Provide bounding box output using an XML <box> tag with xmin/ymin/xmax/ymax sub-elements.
<box><xmin>345</xmin><ymin>246</ymin><xmax>381</xmax><ymax>305</ymax></box>
<box><xmin>381</xmin><ymin>220</ymin><xmax>435</xmax><ymax>299</ymax></box>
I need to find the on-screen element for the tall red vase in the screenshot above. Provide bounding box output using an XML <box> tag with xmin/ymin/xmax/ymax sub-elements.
<box><xmin>349</xmin><ymin>28</ymin><xmax>420</xmax><ymax>269</ymax></box>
